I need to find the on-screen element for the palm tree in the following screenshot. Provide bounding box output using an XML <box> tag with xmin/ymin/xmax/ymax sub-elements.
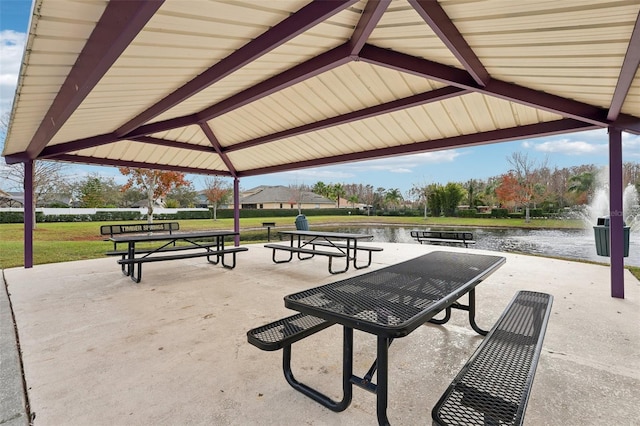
<box><xmin>384</xmin><ymin>188</ymin><xmax>403</xmax><ymax>210</ymax></box>
<box><xmin>568</xmin><ymin>172</ymin><xmax>596</xmax><ymax>196</ymax></box>
<box><xmin>332</xmin><ymin>183</ymin><xmax>346</xmax><ymax>207</ymax></box>
<box><xmin>348</xmin><ymin>194</ymin><xmax>359</xmax><ymax>208</ymax></box>
<box><xmin>312</xmin><ymin>181</ymin><xmax>329</xmax><ymax>197</ymax></box>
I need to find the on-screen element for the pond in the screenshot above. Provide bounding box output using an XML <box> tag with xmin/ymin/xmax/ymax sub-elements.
<box><xmin>315</xmin><ymin>225</ymin><xmax>640</xmax><ymax>267</ymax></box>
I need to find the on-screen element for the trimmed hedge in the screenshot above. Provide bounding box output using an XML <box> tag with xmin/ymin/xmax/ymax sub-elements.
<box><xmin>0</xmin><ymin>212</ymin><xmax>30</xmax><ymax>223</ymax></box>
<box><xmin>457</xmin><ymin>209</ymin><xmax>477</xmax><ymax>218</ymax></box>
<box><xmin>490</xmin><ymin>208</ymin><xmax>509</xmax><ymax>218</ymax></box>
<box><xmin>93</xmin><ymin>211</ymin><xmax>141</xmax><ymax>221</ymax></box>
<box><xmin>529</xmin><ymin>208</ymin><xmax>543</xmax><ymax>218</ymax></box>
<box><xmin>378</xmin><ymin>209</ymin><xmax>422</xmax><ymax>217</ymax></box>
<box><xmin>0</xmin><ymin>208</ymin><xmax>364</xmax><ymax>223</ymax></box>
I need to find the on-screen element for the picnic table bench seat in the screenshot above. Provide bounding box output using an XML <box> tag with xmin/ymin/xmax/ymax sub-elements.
<box><xmin>117</xmin><ymin>246</ymin><xmax>248</xmax><ymax>283</ymax></box>
<box><xmin>264</xmin><ymin>243</ymin><xmax>349</xmax><ymax>274</ymax></box>
<box><xmin>105</xmin><ymin>242</ymin><xmax>222</xmax><ymax>257</ymax></box>
<box><xmin>247</xmin><ymin>313</ymin><xmax>333</xmax><ymax>351</ymax></box>
<box><xmin>247</xmin><ymin>313</ymin><xmax>341</xmax><ymax>410</ymax></box>
<box><xmin>309</xmin><ymin>240</ymin><xmax>383</xmax><ymax>269</ymax></box>
<box><xmin>263</xmin><ymin>243</ymin><xmax>348</xmax><ymax>258</ymax></box>
<box><xmin>117</xmin><ymin>246</ymin><xmax>248</xmax><ymax>265</ymax></box>
<box><xmin>308</xmin><ymin>240</ymin><xmax>383</xmax><ymax>252</ymax></box>
<box><xmin>432</xmin><ymin>290</ymin><xmax>553</xmax><ymax>426</ymax></box>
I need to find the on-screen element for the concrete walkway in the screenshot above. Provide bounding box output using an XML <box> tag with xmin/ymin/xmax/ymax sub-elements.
<box><xmin>2</xmin><ymin>243</ymin><xmax>639</xmax><ymax>425</ymax></box>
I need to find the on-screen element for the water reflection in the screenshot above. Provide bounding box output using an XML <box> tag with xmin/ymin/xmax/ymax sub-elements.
<box><xmin>323</xmin><ymin>225</ymin><xmax>640</xmax><ymax>267</ymax></box>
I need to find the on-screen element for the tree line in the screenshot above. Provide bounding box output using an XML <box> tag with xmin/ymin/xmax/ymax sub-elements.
<box><xmin>305</xmin><ymin>153</ymin><xmax>640</xmax><ymax>218</ymax></box>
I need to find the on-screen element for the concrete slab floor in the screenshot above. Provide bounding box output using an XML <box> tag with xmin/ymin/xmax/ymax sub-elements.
<box><xmin>2</xmin><ymin>243</ymin><xmax>639</xmax><ymax>425</ymax></box>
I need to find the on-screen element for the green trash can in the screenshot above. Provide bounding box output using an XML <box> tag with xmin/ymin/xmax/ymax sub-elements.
<box><xmin>593</xmin><ymin>216</ymin><xmax>630</xmax><ymax>257</ymax></box>
<box><xmin>295</xmin><ymin>214</ymin><xmax>309</xmax><ymax>231</ymax></box>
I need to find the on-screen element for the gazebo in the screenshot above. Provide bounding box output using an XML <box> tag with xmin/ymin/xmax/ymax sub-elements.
<box><xmin>2</xmin><ymin>0</ymin><xmax>639</xmax><ymax>298</ymax></box>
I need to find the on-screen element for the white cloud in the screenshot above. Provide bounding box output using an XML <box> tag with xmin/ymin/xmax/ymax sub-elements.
<box><xmin>0</xmin><ymin>30</ymin><xmax>26</xmax><ymax>117</ymax></box>
<box><xmin>521</xmin><ymin>130</ymin><xmax>640</xmax><ymax>159</ymax></box>
<box><xmin>244</xmin><ymin>149</ymin><xmax>463</xmax><ymax>186</ymax></box>
<box><xmin>281</xmin><ymin>169</ymin><xmax>355</xmax><ymax>181</ymax></box>
<box><xmin>622</xmin><ymin>133</ymin><xmax>640</xmax><ymax>159</ymax></box>
<box><xmin>524</xmin><ymin>137</ymin><xmax>607</xmax><ymax>155</ymax></box>
<box><xmin>342</xmin><ymin>149</ymin><xmax>462</xmax><ymax>172</ymax></box>
<box><xmin>539</xmin><ymin>139</ymin><xmax>606</xmax><ymax>154</ymax></box>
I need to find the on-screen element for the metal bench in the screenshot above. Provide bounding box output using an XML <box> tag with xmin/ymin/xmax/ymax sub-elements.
<box><xmin>432</xmin><ymin>290</ymin><xmax>553</xmax><ymax>426</ymax></box>
<box><xmin>247</xmin><ymin>313</ymin><xmax>338</xmax><ymax>408</ymax></box>
<box><xmin>263</xmin><ymin>243</ymin><xmax>349</xmax><ymax>274</ymax></box>
<box><xmin>118</xmin><ymin>246</ymin><xmax>248</xmax><ymax>283</ymax></box>
<box><xmin>105</xmin><ymin>242</ymin><xmax>221</xmax><ymax>258</ymax></box>
<box><xmin>106</xmin><ymin>243</ymin><xmax>223</xmax><ymax>275</ymax></box>
<box><xmin>411</xmin><ymin>230</ymin><xmax>476</xmax><ymax>247</ymax></box>
<box><xmin>101</xmin><ymin>222</ymin><xmax>180</xmax><ymax>249</ymax></box>
<box><xmin>247</xmin><ymin>313</ymin><xmax>333</xmax><ymax>351</ymax></box>
<box><xmin>100</xmin><ymin>221</ymin><xmax>180</xmax><ymax>235</ymax></box>
<box><xmin>309</xmin><ymin>240</ymin><xmax>383</xmax><ymax>269</ymax></box>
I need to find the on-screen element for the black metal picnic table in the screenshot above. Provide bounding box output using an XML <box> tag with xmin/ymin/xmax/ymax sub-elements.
<box><xmin>266</xmin><ymin>230</ymin><xmax>382</xmax><ymax>273</ymax></box>
<box><xmin>109</xmin><ymin>230</ymin><xmax>244</xmax><ymax>282</ymax></box>
<box><xmin>283</xmin><ymin>251</ymin><xmax>506</xmax><ymax>425</ymax></box>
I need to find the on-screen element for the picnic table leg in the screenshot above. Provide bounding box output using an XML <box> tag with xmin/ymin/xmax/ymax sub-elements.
<box><xmin>220</xmin><ymin>251</ymin><xmax>238</xmax><ymax>269</ymax></box>
<box><xmin>126</xmin><ymin>242</ymin><xmax>143</xmax><ymax>283</ymax></box>
<box><xmin>296</xmin><ymin>235</ymin><xmax>315</xmax><ymax>260</ymax></box>
<box><xmin>130</xmin><ymin>264</ymin><xmax>142</xmax><ymax>283</ymax></box>
<box><xmin>376</xmin><ymin>335</ymin><xmax>391</xmax><ymax>426</ymax></box>
<box><xmin>206</xmin><ymin>235</ymin><xmax>224</xmax><ymax>265</ymax></box>
<box><xmin>119</xmin><ymin>254</ymin><xmax>129</xmax><ymax>276</ymax></box>
<box><xmin>427</xmin><ymin>291</ymin><xmax>488</xmax><ymax>335</ymax></box>
<box><xmin>123</xmin><ymin>242</ymin><xmax>145</xmax><ymax>282</ymax></box>
<box><xmin>206</xmin><ymin>236</ymin><xmax>220</xmax><ymax>265</ymax></box>
<box><xmin>271</xmin><ymin>248</ymin><xmax>294</xmax><ymax>263</ymax></box>
<box><xmin>353</xmin><ymin>251</ymin><xmax>374</xmax><ymax>269</ymax></box>
<box><xmin>125</xmin><ymin>242</ymin><xmax>135</xmax><ymax>277</ymax></box>
<box><xmin>467</xmin><ymin>289</ymin><xmax>489</xmax><ymax>335</ymax></box>
<box><xmin>428</xmin><ymin>307</ymin><xmax>452</xmax><ymax>325</ymax></box>
<box><xmin>283</xmin><ymin>326</ymin><xmax>353</xmax><ymax>412</ymax></box>
<box><xmin>328</xmin><ymin>255</ymin><xmax>349</xmax><ymax>274</ymax></box>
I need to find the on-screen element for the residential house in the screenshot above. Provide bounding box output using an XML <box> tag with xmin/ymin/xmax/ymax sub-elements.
<box><xmin>0</xmin><ymin>190</ymin><xmax>23</xmax><ymax>207</ymax></box>
<box><xmin>238</xmin><ymin>186</ymin><xmax>335</xmax><ymax>210</ymax></box>
<box><xmin>0</xmin><ymin>191</ymin><xmax>76</xmax><ymax>207</ymax></box>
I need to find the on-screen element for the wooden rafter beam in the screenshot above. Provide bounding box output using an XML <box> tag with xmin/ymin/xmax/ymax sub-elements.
<box><xmin>608</xmin><ymin>11</ymin><xmax>640</xmax><ymax>121</ymax></box>
<box><xmin>349</xmin><ymin>0</ymin><xmax>390</xmax><ymax>56</ymax></box>
<box><xmin>50</xmin><ymin>154</ymin><xmax>232</xmax><ymax>177</ymax></box>
<box><xmin>359</xmin><ymin>44</ymin><xmax>640</xmax><ymax>133</ymax></box>
<box><xmin>409</xmin><ymin>0</ymin><xmax>490</xmax><ymax>86</ymax></box>
<box><xmin>20</xmin><ymin>0</ymin><xmax>164</xmax><ymax>160</ymax></box>
<box><xmin>199</xmin><ymin>123</ymin><xmax>237</xmax><ymax>177</ymax></box>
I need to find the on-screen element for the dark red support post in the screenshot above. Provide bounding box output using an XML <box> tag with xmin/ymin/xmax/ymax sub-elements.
<box><xmin>24</xmin><ymin>161</ymin><xmax>34</xmax><ymax>268</ymax></box>
<box><xmin>234</xmin><ymin>178</ymin><xmax>240</xmax><ymax>246</ymax></box>
<box><xmin>608</xmin><ymin>128</ymin><xmax>624</xmax><ymax>298</ymax></box>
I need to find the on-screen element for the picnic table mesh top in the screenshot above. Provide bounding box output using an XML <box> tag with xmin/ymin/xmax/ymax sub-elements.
<box><xmin>285</xmin><ymin>251</ymin><xmax>505</xmax><ymax>337</ymax></box>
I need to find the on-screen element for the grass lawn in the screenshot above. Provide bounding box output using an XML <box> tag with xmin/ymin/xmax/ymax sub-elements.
<box><xmin>3</xmin><ymin>215</ymin><xmax>635</xmax><ymax>280</ymax></box>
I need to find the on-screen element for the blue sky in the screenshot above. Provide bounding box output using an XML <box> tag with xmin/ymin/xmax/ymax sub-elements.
<box><xmin>1</xmin><ymin>0</ymin><xmax>639</xmax><ymax>196</ymax></box>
